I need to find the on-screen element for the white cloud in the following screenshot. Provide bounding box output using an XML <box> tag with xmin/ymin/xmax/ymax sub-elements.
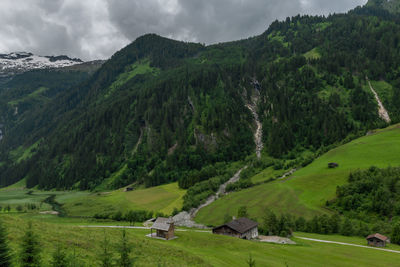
<box><xmin>0</xmin><ymin>0</ymin><xmax>368</xmax><ymax>60</ymax></box>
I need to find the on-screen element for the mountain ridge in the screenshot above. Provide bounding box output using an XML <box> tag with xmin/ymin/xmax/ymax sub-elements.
<box><xmin>0</xmin><ymin>51</ymin><xmax>83</xmax><ymax>84</ymax></box>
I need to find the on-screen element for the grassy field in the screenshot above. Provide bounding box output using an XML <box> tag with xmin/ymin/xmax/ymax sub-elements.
<box><xmin>196</xmin><ymin>124</ymin><xmax>400</xmax><ymax>225</ymax></box>
<box><xmin>61</xmin><ymin>182</ymin><xmax>186</xmax><ymax>216</ymax></box>
<box><xmin>293</xmin><ymin>232</ymin><xmax>400</xmax><ymax>251</ymax></box>
<box><xmin>250</xmin><ymin>166</ymin><xmax>286</xmax><ymax>184</ymax></box>
<box><xmin>2</xmin><ymin>215</ymin><xmax>400</xmax><ymax>267</ymax></box>
<box><xmin>0</xmin><ymin>180</ymin><xmax>185</xmax><ymax>217</ymax></box>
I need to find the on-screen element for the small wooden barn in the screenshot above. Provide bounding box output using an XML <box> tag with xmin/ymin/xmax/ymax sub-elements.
<box><xmin>212</xmin><ymin>217</ymin><xmax>258</xmax><ymax>240</ymax></box>
<box><xmin>366</xmin><ymin>233</ymin><xmax>390</xmax><ymax>247</ymax></box>
<box><xmin>150</xmin><ymin>217</ymin><xmax>175</xmax><ymax>240</ymax></box>
<box><xmin>328</xmin><ymin>162</ymin><xmax>339</xmax><ymax>168</ymax></box>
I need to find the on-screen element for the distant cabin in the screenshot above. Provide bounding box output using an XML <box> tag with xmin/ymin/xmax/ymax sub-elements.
<box><xmin>366</xmin><ymin>233</ymin><xmax>390</xmax><ymax>247</ymax></box>
<box><xmin>328</xmin><ymin>162</ymin><xmax>339</xmax><ymax>168</ymax></box>
<box><xmin>212</xmin><ymin>218</ymin><xmax>258</xmax><ymax>239</ymax></box>
<box><xmin>150</xmin><ymin>217</ymin><xmax>175</xmax><ymax>240</ymax></box>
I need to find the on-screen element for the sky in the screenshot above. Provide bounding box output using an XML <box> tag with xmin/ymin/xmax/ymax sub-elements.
<box><xmin>0</xmin><ymin>0</ymin><xmax>368</xmax><ymax>61</ymax></box>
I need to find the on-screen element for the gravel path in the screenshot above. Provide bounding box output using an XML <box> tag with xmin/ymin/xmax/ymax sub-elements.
<box><xmin>297</xmin><ymin>236</ymin><xmax>400</xmax><ymax>254</ymax></box>
<box><xmin>79</xmin><ymin>225</ymin><xmax>211</xmax><ymax>233</ymax></box>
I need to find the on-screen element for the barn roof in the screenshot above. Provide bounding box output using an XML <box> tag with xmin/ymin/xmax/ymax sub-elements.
<box><xmin>151</xmin><ymin>217</ymin><xmax>173</xmax><ymax>231</ymax></box>
<box><xmin>366</xmin><ymin>233</ymin><xmax>389</xmax><ymax>241</ymax></box>
<box><xmin>214</xmin><ymin>218</ymin><xmax>258</xmax><ymax>234</ymax></box>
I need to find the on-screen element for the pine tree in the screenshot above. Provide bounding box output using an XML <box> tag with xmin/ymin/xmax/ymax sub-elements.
<box><xmin>246</xmin><ymin>253</ymin><xmax>256</xmax><ymax>267</ymax></box>
<box><xmin>340</xmin><ymin>218</ymin><xmax>353</xmax><ymax>236</ymax></box>
<box><xmin>118</xmin><ymin>229</ymin><xmax>133</xmax><ymax>267</ymax></box>
<box><xmin>20</xmin><ymin>222</ymin><xmax>41</xmax><ymax>267</ymax></box>
<box><xmin>391</xmin><ymin>223</ymin><xmax>400</xmax><ymax>245</ymax></box>
<box><xmin>99</xmin><ymin>233</ymin><xmax>114</xmax><ymax>267</ymax></box>
<box><xmin>0</xmin><ymin>220</ymin><xmax>11</xmax><ymax>267</ymax></box>
<box><xmin>51</xmin><ymin>245</ymin><xmax>68</xmax><ymax>267</ymax></box>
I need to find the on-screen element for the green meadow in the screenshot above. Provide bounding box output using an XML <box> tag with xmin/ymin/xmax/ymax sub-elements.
<box><xmin>0</xmin><ymin>180</ymin><xmax>185</xmax><ymax>217</ymax></box>
<box><xmin>60</xmin><ymin>182</ymin><xmax>185</xmax><ymax>217</ymax></box>
<box><xmin>1</xmin><ymin>215</ymin><xmax>400</xmax><ymax>267</ymax></box>
<box><xmin>196</xmin><ymin>124</ymin><xmax>400</xmax><ymax>225</ymax></box>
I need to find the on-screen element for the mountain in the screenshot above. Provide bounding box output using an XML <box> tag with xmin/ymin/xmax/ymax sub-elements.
<box><xmin>366</xmin><ymin>0</ymin><xmax>400</xmax><ymax>13</ymax></box>
<box><xmin>0</xmin><ymin>52</ymin><xmax>83</xmax><ymax>84</ymax></box>
<box><xmin>1</xmin><ymin>2</ymin><xmax>400</xmax><ymax>191</ymax></box>
<box><xmin>0</xmin><ymin>60</ymin><xmax>103</xmax><ymax>156</ymax></box>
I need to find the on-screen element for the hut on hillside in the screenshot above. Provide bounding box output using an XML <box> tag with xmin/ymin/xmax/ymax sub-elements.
<box><xmin>366</xmin><ymin>233</ymin><xmax>390</xmax><ymax>247</ymax></box>
<box><xmin>212</xmin><ymin>217</ymin><xmax>258</xmax><ymax>239</ymax></box>
<box><xmin>328</xmin><ymin>162</ymin><xmax>339</xmax><ymax>168</ymax></box>
<box><xmin>149</xmin><ymin>217</ymin><xmax>175</xmax><ymax>240</ymax></box>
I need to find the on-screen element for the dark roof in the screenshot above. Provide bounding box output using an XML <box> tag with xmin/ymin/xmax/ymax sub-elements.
<box><xmin>366</xmin><ymin>233</ymin><xmax>389</xmax><ymax>241</ymax></box>
<box><xmin>213</xmin><ymin>218</ymin><xmax>258</xmax><ymax>234</ymax></box>
<box><xmin>151</xmin><ymin>217</ymin><xmax>173</xmax><ymax>231</ymax></box>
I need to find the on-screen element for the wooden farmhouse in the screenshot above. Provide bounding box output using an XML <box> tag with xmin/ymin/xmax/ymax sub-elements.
<box><xmin>213</xmin><ymin>217</ymin><xmax>258</xmax><ymax>239</ymax></box>
<box><xmin>150</xmin><ymin>217</ymin><xmax>175</xmax><ymax>240</ymax></box>
<box><xmin>366</xmin><ymin>233</ymin><xmax>390</xmax><ymax>247</ymax></box>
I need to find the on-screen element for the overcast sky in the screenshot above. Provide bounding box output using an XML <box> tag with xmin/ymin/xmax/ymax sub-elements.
<box><xmin>0</xmin><ymin>0</ymin><xmax>367</xmax><ymax>60</ymax></box>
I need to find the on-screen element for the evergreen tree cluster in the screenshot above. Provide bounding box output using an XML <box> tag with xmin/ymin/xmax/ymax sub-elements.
<box><xmin>0</xmin><ymin>220</ymin><xmax>138</xmax><ymax>266</ymax></box>
<box><xmin>331</xmin><ymin>166</ymin><xmax>400</xmax><ymax>218</ymax></box>
<box><xmin>261</xmin><ymin>210</ymin><xmax>373</xmax><ymax>238</ymax></box>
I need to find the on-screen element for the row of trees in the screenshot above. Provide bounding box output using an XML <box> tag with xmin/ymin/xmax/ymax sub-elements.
<box><xmin>94</xmin><ymin>209</ymin><xmax>156</xmax><ymax>225</ymax></box>
<box><xmin>0</xmin><ymin>220</ymin><xmax>136</xmax><ymax>267</ymax></box>
<box><xmin>231</xmin><ymin>206</ymin><xmax>400</xmax><ymax>245</ymax></box>
<box><xmin>261</xmin><ymin>209</ymin><xmax>400</xmax><ymax>245</ymax></box>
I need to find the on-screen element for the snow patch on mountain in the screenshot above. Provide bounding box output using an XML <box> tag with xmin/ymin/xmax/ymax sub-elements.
<box><xmin>0</xmin><ymin>52</ymin><xmax>83</xmax><ymax>81</ymax></box>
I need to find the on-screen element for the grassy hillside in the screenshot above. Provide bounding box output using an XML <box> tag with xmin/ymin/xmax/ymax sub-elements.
<box><xmin>196</xmin><ymin>124</ymin><xmax>400</xmax><ymax>225</ymax></box>
<box><xmin>60</xmin><ymin>182</ymin><xmax>185</xmax><ymax>216</ymax></box>
<box><xmin>0</xmin><ymin>180</ymin><xmax>185</xmax><ymax>216</ymax></box>
<box><xmin>2</xmin><ymin>215</ymin><xmax>400</xmax><ymax>266</ymax></box>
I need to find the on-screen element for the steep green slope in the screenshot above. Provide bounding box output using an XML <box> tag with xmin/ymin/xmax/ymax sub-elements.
<box><xmin>196</xmin><ymin>124</ymin><xmax>400</xmax><ymax>225</ymax></box>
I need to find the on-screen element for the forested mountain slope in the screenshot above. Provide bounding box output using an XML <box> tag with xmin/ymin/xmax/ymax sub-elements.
<box><xmin>1</xmin><ymin>2</ymin><xmax>400</xmax><ymax>190</ymax></box>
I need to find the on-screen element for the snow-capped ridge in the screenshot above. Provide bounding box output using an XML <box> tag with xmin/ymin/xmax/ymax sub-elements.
<box><xmin>0</xmin><ymin>52</ymin><xmax>84</xmax><ymax>82</ymax></box>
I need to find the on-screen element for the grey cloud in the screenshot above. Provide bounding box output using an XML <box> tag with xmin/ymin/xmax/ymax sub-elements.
<box><xmin>0</xmin><ymin>0</ymin><xmax>367</xmax><ymax>60</ymax></box>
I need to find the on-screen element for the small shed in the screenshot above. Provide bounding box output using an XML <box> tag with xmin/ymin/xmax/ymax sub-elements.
<box><xmin>366</xmin><ymin>233</ymin><xmax>390</xmax><ymax>247</ymax></box>
<box><xmin>328</xmin><ymin>162</ymin><xmax>339</xmax><ymax>168</ymax></box>
<box><xmin>150</xmin><ymin>217</ymin><xmax>175</xmax><ymax>240</ymax></box>
<box><xmin>212</xmin><ymin>218</ymin><xmax>258</xmax><ymax>240</ymax></box>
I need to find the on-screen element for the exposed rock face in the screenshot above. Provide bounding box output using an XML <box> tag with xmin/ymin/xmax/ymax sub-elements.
<box><xmin>367</xmin><ymin>80</ymin><xmax>391</xmax><ymax>123</ymax></box>
<box><xmin>245</xmin><ymin>78</ymin><xmax>263</xmax><ymax>159</ymax></box>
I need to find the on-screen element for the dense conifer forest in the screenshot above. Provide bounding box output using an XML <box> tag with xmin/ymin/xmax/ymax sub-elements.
<box><xmin>1</xmin><ymin>2</ymin><xmax>400</xmax><ymax>193</ymax></box>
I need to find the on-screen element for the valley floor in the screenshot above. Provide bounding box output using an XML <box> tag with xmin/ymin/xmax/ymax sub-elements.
<box><xmin>2</xmin><ymin>214</ymin><xmax>400</xmax><ymax>266</ymax></box>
